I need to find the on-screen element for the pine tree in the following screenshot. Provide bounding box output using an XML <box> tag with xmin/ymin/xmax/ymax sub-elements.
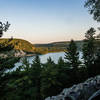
<box><xmin>0</xmin><ymin>21</ymin><xmax>10</xmax><ymax>37</ymax></box>
<box><xmin>65</xmin><ymin>40</ymin><xmax>80</xmax><ymax>70</ymax></box>
<box><xmin>82</xmin><ymin>27</ymin><xmax>96</xmax><ymax>77</ymax></box>
<box><xmin>41</xmin><ymin>57</ymin><xmax>62</xmax><ymax>99</ymax></box>
<box><xmin>31</xmin><ymin>55</ymin><xmax>42</xmax><ymax>100</ymax></box>
<box><xmin>65</xmin><ymin>39</ymin><xmax>80</xmax><ymax>83</ymax></box>
<box><xmin>85</xmin><ymin>0</ymin><xmax>100</xmax><ymax>22</ymax></box>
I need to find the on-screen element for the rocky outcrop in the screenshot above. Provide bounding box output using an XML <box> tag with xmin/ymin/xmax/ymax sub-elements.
<box><xmin>88</xmin><ymin>89</ymin><xmax>100</xmax><ymax>100</ymax></box>
<box><xmin>0</xmin><ymin>50</ymin><xmax>35</xmax><ymax>58</ymax></box>
<box><xmin>14</xmin><ymin>50</ymin><xmax>26</xmax><ymax>57</ymax></box>
<box><xmin>45</xmin><ymin>75</ymin><xmax>100</xmax><ymax>100</ymax></box>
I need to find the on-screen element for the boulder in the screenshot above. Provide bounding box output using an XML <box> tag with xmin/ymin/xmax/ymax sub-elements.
<box><xmin>45</xmin><ymin>75</ymin><xmax>100</xmax><ymax>100</ymax></box>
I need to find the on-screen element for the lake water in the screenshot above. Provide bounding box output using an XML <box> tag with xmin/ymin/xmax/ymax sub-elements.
<box><xmin>28</xmin><ymin>52</ymin><xmax>66</xmax><ymax>64</ymax></box>
<box><xmin>15</xmin><ymin>52</ymin><xmax>83</xmax><ymax>68</ymax></box>
<box><xmin>15</xmin><ymin>52</ymin><xmax>65</xmax><ymax>68</ymax></box>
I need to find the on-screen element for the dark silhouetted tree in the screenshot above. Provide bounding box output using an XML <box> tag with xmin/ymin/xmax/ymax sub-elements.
<box><xmin>82</xmin><ymin>27</ymin><xmax>96</xmax><ymax>77</ymax></box>
<box><xmin>65</xmin><ymin>40</ymin><xmax>81</xmax><ymax>83</ymax></box>
<box><xmin>85</xmin><ymin>0</ymin><xmax>100</xmax><ymax>22</ymax></box>
<box><xmin>31</xmin><ymin>55</ymin><xmax>42</xmax><ymax>100</ymax></box>
<box><xmin>0</xmin><ymin>21</ymin><xmax>10</xmax><ymax>37</ymax></box>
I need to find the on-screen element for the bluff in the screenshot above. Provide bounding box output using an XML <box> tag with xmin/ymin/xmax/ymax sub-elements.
<box><xmin>0</xmin><ymin>38</ymin><xmax>37</xmax><ymax>57</ymax></box>
<box><xmin>0</xmin><ymin>38</ymin><xmax>35</xmax><ymax>52</ymax></box>
<box><xmin>45</xmin><ymin>75</ymin><xmax>100</xmax><ymax>100</ymax></box>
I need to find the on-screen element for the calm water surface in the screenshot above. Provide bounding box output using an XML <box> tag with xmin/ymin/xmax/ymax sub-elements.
<box><xmin>15</xmin><ymin>52</ymin><xmax>65</xmax><ymax>67</ymax></box>
<box><xmin>15</xmin><ymin>52</ymin><xmax>83</xmax><ymax>67</ymax></box>
<box><xmin>28</xmin><ymin>52</ymin><xmax>65</xmax><ymax>64</ymax></box>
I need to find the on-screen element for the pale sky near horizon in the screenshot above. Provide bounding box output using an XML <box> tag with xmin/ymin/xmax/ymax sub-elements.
<box><xmin>0</xmin><ymin>0</ymin><xmax>100</xmax><ymax>43</ymax></box>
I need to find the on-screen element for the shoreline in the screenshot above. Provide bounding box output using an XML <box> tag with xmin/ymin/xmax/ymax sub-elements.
<box><xmin>0</xmin><ymin>50</ymin><xmax>64</xmax><ymax>58</ymax></box>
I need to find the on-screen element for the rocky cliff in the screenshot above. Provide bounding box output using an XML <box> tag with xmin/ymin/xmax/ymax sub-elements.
<box><xmin>45</xmin><ymin>75</ymin><xmax>100</xmax><ymax>100</ymax></box>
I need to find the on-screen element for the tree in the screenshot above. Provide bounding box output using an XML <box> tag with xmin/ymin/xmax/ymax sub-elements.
<box><xmin>57</xmin><ymin>57</ymin><xmax>74</xmax><ymax>88</ymax></box>
<box><xmin>0</xmin><ymin>21</ymin><xmax>11</xmax><ymax>99</ymax></box>
<box><xmin>85</xmin><ymin>27</ymin><xmax>96</xmax><ymax>39</ymax></box>
<box><xmin>84</xmin><ymin>0</ymin><xmax>100</xmax><ymax>77</ymax></box>
<box><xmin>58</xmin><ymin>57</ymin><xmax>65</xmax><ymax>67</ymax></box>
<box><xmin>65</xmin><ymin>40</ymin><xmax>80</xmax><ymax>70</ymax></box>
<box><xmin>3</xmin><ymin>56</ymin><xmax>42</xmax><ymax>100</ymax></box>
<box><xmin>82</xmin><ymin>27</ymin><xmax>96</xmax><ymax>77</ymax></box>
<box><xmin>92</xmin><ymin>48</ymin><xmax>100</xmax><ymax>75</ymax></box>
<box><xmin>0</xmin><ymin>21</ymin><xmax>10</xmax><ymax>37</ymax></box>
<box><xmin>30</xmin><ymin>55</ymin><xmax>42</xmax><ymax>100</ymax></box>
<box><xmin>85</xmin><ymin>0</ymin><xmax>100</xmax><ymax>22</ymax></box>
<box><xmin>65</xmin><ymin>40</ymin><xmax>80</xmax><ymax>83</ymax></box>
<box><xmin>41</xmin><ymin>57</ymin><xmax>62</xmax><ymax>99</ymax></box>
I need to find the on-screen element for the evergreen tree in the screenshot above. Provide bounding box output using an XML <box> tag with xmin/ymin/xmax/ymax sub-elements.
<box><xmin>41</xmin><ymin>57</ymin><xmax>62</xmax><ymax>99</ymax></box>
<box><xmin>65</xmin><ymin>40</ymin><xmax>80</xmax><ymax>83</ymax></box>
<box><xmin>58</xmin><ymin>57</ymin><xmax>65</xmax><ymax>67</ymax></box>
<box><xmin>57</xmin><ymin>57</ymin><xmax>73</xmax><ymax>88</ymax></box>
<box><xmin>0</xmin><ymin>21</ymin><xmax>10</xmax><ymax>37</ymax></box>
<box><xmin>31</xmin><ymin>55</ymin><xmax>42</xmax><ymax>100</ymax></box>
<box><xmin>82</xmin><ymin>27</ymin><xmax>96</xmax><ymax>77</ymax></box>
<box><xmin>0</xmin><ymin>21</ymin><xmax>14</xmax><ymax>99</ymax></box>
<box><xmin>93</xmin><ymin>48</ymin><xmax>100</xmax><ymax>75</ymax></box>
<box><xmin>65</xmin><ymin>40</ymin><xmax>80</xmax><ymax>70</ymax></box>
<box><xmin>85</xmin><ymin>0</ymin><xmax>100</xmax><ymax>22</ymax></box>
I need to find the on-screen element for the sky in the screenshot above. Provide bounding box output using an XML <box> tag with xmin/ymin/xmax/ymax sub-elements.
<box><xmin>0</xmin><ymin>0</ymin><xmax>100</xmax><ymax>43</ymax></box>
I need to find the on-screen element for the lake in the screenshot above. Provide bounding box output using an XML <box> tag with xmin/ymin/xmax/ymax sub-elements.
<box><xmin>15</xmin><ymin>51</ymin><xmax>83</xmax><ymax>68</ymax></box>
<box><xmin>15</xmin><ymin>52</ymin><xmax>65</xmax><ymax>68</ymax></box>
<box><xmin>28</xmin><ymin>52</ymin><xmax>66</xmax><ymax>64</ymax></box>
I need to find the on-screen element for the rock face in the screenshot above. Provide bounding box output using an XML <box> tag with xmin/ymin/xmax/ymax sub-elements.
<box><xmin>45</xmin><ymin>75</ymin><xmax>100</xmax><ymax>100</ymax></box>
<box><xmin>0</xmin><ymin>50</ymin><xmax>26</xmax><ymax>58</ymax></box>
<box><xmin>88</xmin><ymin>89</ymin><xmax>100</xmax><ymax>100</ymax></box>
<box><xmin>14</xmin><ymin>50</ymin><xmax>26</xmax><ymax>57</ymax></box>
<box><xmin>0</xmin><ymin>50</ymin><xmax>36</xmax><ymax>58</ymax></box>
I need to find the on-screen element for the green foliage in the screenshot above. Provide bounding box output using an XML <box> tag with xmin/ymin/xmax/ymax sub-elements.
<box><xmin>0</xmin><ymin>41</ymin><xmax>14</xmax><ymax>52</ymax></box>
<box><xmin>85</xmin><ymin>0</ymin><xmax>100</xmax><ymax>22</ymax></box>
<box><xmin>31</xmin><ymin>55</ymin><xmax>42</xmax><ymax>99</ymax></box>
<box><xmin>65</xmin><ymin>40</ymin><xmax>81</xmax><ymax>84</ymax></box>
<box><xmin>92</xmin><ymin>48</ymin><xmax>100</xmax><ymax>76</ymax></box>
<box><xmin>82</xmin><ymin>27</ymin><xmax>96</xmax><ymax>77</ymax></box>
<box><xmin>58</xmin><ymin>57</ymin><xmax>65</xmax><ymax>66</ymax></box>
<box><xmin>0</xmin><ymin>57</ymin><xmax>20</xmax><ymax>69</ymax></box>
<box><xmin>0</xmin><ymin>56</ymin><xmax>20</xmax><ymax>100</ymax></box>
<box><xmin>0</xmin><ymin>38</ymin><xmax>35</xmax><ymax>53</ymax></box>
<box><xmin>35</xmin><ymin>47</ymin><xmax>65</xmax><ymax>54</ymax></box>
<box><xmin>35</xmin><ymin>41</ymin><xmax>83</xmax><ymax>54</ymax></box>
<box><xmin>41</xmin><ymin>57</ymin><xmax>61</xmax><ymax>98</ymax></box>
<box><xmin>0</xmin><ymin>21</ymin><xmax>10</xmax><ymax>37</ymax></box>
<box><xmin>65</xmin><ymin>40</ymin><xmax>80</xmax><ymax>70</ymax></box>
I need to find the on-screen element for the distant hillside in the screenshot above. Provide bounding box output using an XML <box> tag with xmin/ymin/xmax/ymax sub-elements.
<box><xmin>34</xmin><ymin>41</ymin><xmax>69</xmax><ymax>54</ymax></box>
<box><xmin>34</xmin><ymin>39</ymin><xmax>100</xmax><ymax>53</ymax></box>
<box><xmin>0</xmin><ymin>38</ymin><xmax>35</xmax><ymax>53</ymax></box>
<box><xmin>34</xmin><ymin>40</ymin><xmax>84</xmax><ymax>47</ymax></box>
<box><xmin>34</xmin><ymin>40</ymin><xmax>83</xmax><ymax>53</ymax></box>
<box><xmin>0</xmin><ymin>38</ymin><xmax>99</xmax><ymax>56</ymax></box>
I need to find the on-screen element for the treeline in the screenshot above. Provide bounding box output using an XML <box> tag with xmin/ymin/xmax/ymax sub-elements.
<box><xmin>34</xmin><ymin>41</ymin><xmax>84</xmax><ymax>54</ymax></box>
<box><xmin>0</xmin><ymin>27</ymin><xmax>100</xmax><ymax>100</ymax></box>
<box><xmin>0</xmin><ymin>38</ymin><xmax>35</xmax><ymax>53</ymax></box>
<box><xmin>34</xmin><ymin>47</ymin><xmax>65</xmax><ymax>54</ymax></box>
